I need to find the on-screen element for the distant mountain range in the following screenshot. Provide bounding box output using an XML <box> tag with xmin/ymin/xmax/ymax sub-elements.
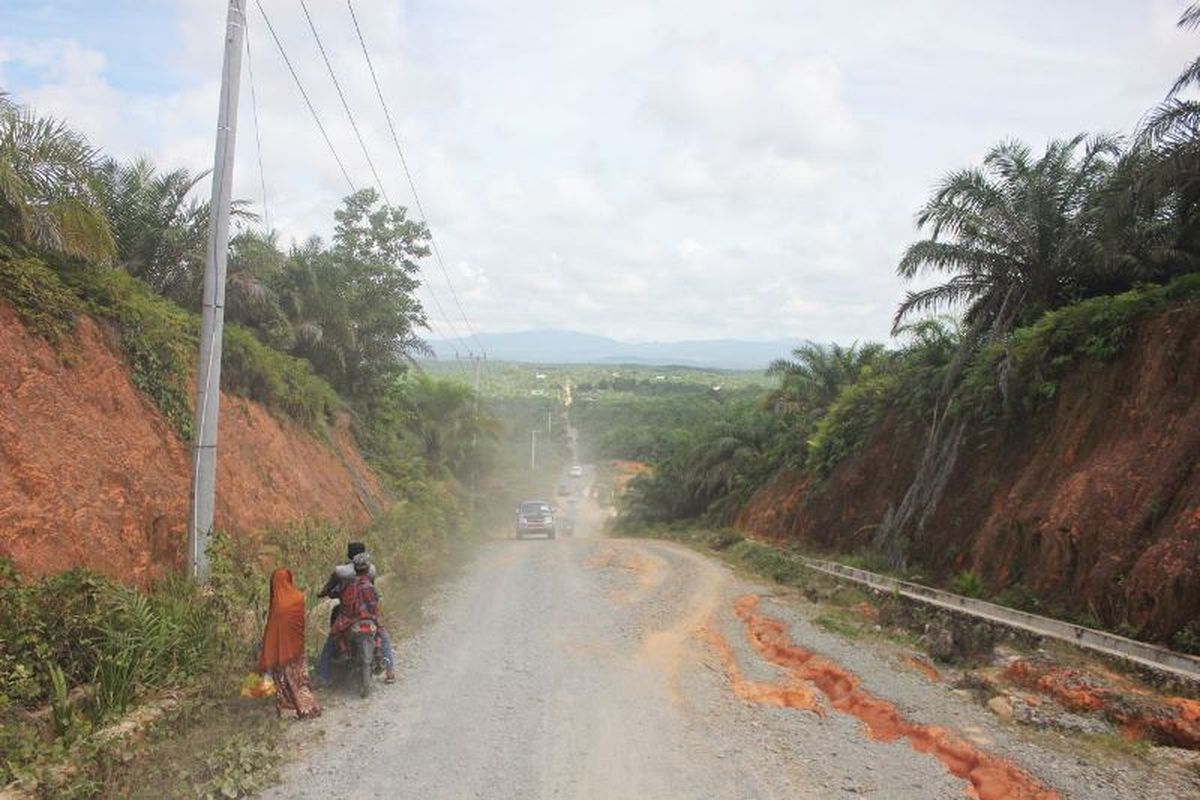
<box><xmin>427</xmin><ymin>330</ymin><xmax>803</xmax><ymax>370</ymax></box>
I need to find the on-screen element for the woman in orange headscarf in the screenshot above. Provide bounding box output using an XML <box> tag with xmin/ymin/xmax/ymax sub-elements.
<box><xmin>258</xmin><ymin>568</ymin><xmax>321</xmax><ymax>718</ymax></box>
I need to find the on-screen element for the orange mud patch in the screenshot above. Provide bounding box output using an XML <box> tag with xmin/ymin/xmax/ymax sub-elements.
<box><xmin>702</xmin><ymin>625</ymin><xmax>823</xmax><ymax>714</ymax></box>
<box><xmin>729</xmin><ymin>595</ymin><xmax>1058</xmax><ymax>800</ymax></box>
<box><xmin>0</xmin><ymin>304</ymin><xmax>384</xmax><ymax>584</ymax></box>
<box><xmin>1003</xmin><ymin>658</ymin><xmax>1200</xmax><ymax>749</ymax></box>
<box><xmin>609</xmin><ymin>460</ymin><xmax>651</xmax><ymax>490</ymax></box>
<box><xmin>1002</xmin><ymin>660</ymin><xmax>1105</xmax><ymax>713</ymax></box>
<box><xmin>852</xmin><ymin>601</ymin><xmax>878</xmax><ymax>621</ymax></box>
<box><xmin>1175</xmin><ymin>698</ymin><xmax>1200</xmax><ymax>724</ymax></box>
<box><xmin>902</xmin><ymin>655</ymin><xmax>940</xmax><ymax>682</ymax></box>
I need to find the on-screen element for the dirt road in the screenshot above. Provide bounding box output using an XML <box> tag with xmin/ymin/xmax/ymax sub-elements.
<box><xmin>265</xmin><ymin>498</ymin><xmax>1193</xmax><ymax>798</ymax></box>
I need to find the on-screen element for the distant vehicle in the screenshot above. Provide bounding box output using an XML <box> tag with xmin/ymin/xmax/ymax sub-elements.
<box><xmin>569</xmin><ymin>465</ymin><xmax>583</xmax><ymax>478</ymax></box>
<box><xmin>556</xmin><ymin>482</ymin><xmax>570</xmax><ymax>496</ymax></box>
<box><xmin>515</xmin><ymin>500</ymin><xmax>555</xmax><ymax>539</ymax></box>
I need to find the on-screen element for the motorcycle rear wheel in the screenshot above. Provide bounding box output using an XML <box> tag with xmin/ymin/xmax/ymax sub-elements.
<box><xmin>358</xmin><ymin>636</ymin><xmax>372</xmax><ymax>698</ymax></box>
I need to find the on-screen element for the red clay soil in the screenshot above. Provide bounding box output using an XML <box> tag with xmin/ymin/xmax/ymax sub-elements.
<box><xmin>736</xmin><ymin>304</ymin><xmax>1200</xmax><ymax>642</ymax></box>
<box><xmin>728</xmin><ymin>596</ymin><xmax>1058</xmax><ymax>800</ymax></box>
<box><xmin>701</xmin><ymin>623</ymin><xmax>824</xmax><ymax>714</ymax></box>
<box><xmin>1002</xmin><ymin>657</ymin><xmax>1200</xmax><ymax>749</ymax></box>
<box><xmin>901</xmin><ymin>655</ymin><xmax>940</xmax><ymax>682</ymax></box>
<box><xmin>0</xmin><ymin>302</ymin><xmax>385</xmax><ymax>585</ymax></box>
<box><xmin>609</xmin><ymin>460</ymin><xmax>651</xmax><ymax>489</ymax></box>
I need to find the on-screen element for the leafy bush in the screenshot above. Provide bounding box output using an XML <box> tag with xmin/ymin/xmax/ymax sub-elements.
<box><xmin>0</xmin><ymin>559</ymin><xmax>221</xmax><ymax>713</ymax></box>
<box><xmin>222</xmin><ymin>324</ymin><xmax>340</xmax><ymax>431</ymax></box>
<box><xmin>0</xmin><ymin>245</ymin><xmax>82</xmax><ymax>341</ymax></box>
<box><xmin>0</xmin><ymin>250</ymin><xmax>344</xmax><ymax>437</ymax></box>
<box><xmin>959</xmin><ymin>272</ymin><xmax>1200</xmax><ymax>416</ymax></box>
<box><xmin>1172</xmin><ymin>619</ymin><xmax>1200</xmax><ymax>655</ymax></box>
<box><xmin>806</xmin><ymin>372</ymin><xmax>899</xmax><ymax>477</ymax></box>
<box><xmin>63</xmin><ymin>264</ymin><xmax>197</xmax><ymax>438</ymax></box>
<box><xmin>948</xmin><ymin>569</ymin><xmax>986</xmax><ymax>598</ymax></box>
<box><xmin>993</xmin><ymin>583</ymin><xmax>1043</xmax><ymax>614</ymax></box>
<box><xmin>197</xmin><ymin>734</ymin><xmax>279</xmax><ymax>800</ymax></box>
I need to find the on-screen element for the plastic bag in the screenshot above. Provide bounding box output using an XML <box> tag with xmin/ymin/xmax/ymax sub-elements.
<box><xmin>239</xmin><ymin>672</ymin><xmax>276</xmax><ymax>698</ymax></box>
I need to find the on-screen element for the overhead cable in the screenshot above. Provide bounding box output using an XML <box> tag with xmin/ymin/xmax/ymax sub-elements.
<box><xmin>346</xmin><ymin>0</ymin><xmax>487</xmax><ymax>358</ymax></box>
<box><xmin>254</xmin><ymin>0</ymin><xmax>356</xmax><ymax>194</ymax></box>
<box><xmin>243</xmin><ymin>18</ymin><xmax>271</xmax><ymax>231</ymax></box>
<box><xmin>297</xmin><ymin>0</ymin><xmax>392</xmax><ymax>206</ymax></box>
<box><xmin>298</xmin><ymin>0</ymin><xmax>472</xmax><ymax>361</ymax></box>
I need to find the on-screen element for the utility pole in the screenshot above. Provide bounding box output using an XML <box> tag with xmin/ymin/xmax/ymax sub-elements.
<box><xmin>187</xmin><ymin>0</ymin><xmax>245</xmax><ymax>582</ymax></box>
<box><xmin>531</xmin><ymin>429</ymin><xmax>538</xmax><ymax>472</ymax></box>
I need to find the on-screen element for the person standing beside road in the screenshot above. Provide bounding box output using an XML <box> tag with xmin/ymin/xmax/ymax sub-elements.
<box><xmin>257</xmin><ymin>568</ymin><xmax>321</xmax><ymax>719</ymax></box>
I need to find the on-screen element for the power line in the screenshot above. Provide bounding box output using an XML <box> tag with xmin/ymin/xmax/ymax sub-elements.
<box><xmin>252</xmin><ymin>0</ymin><xmax>469</xmax><ymax>367</ymax></box>
<box><xmin>297</xmin><ymin>0</ymin><xmax>473</xmax><ymax>365</ymax></box>
<box><xmin>346</xmin><ymin>0</ymin><xmax>487</xmax><ymax>358</ymax></box>
<box><xmin>253</xmin><ymin>0</ymin><xmax>356</xmax><ymax>194</ymax></box>
<box><xmin>244</xmin><ymin>16</ymin><xmax>270</xmax><ymax>231</ymax></box>
<box><xmin>298</xmin><ymin>0</ymin><xmax>391</xmax><ymax>206</ymax></box>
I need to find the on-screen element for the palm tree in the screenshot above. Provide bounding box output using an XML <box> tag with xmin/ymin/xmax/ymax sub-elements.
<box><xmin>1134</xmin><ymin>5</ymin><xmax>1200</xmax><ymax>268</ymax></box>
<box><xmin>876</xmin><ymin>136</ymin><xmax>1119</xmax><ymax>564</ymax></box>
<box><xmin>95</xmin><ymin>158</ymin><xmax>214</xmax><ymax>305</ymax></box>
<box><xmin>893</xmin><ymin>135</ymin><xmax>1120</xmax><ymax>340</ymax></box>
<box><xmin>766</xmin><ymin>341</ymin><xmax>884</xmax><ymax>414</ymax></box>
<box><xmin>399</xmin><ymin>374</ymin><xmax>498</xmax><ymax>479</ymax></box>
<box><xmin>0</xmin><ymin>95</ymin><xmax>114</xmax><ymax>263</ymax></box>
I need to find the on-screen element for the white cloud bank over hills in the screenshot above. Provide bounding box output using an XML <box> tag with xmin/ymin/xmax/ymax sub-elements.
<box><xmin>1</xmin><ymin>0</ymin><xmax>1195</xmax><ymax>347</ymax></box>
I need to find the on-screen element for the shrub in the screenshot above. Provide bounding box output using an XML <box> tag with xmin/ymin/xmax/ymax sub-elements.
<box><xmin>0</xmin><ymin>246</ymin><xmax>81</xmax><ymax>341</ymax></box>
<box><xmin>0</xmin><ymin>559</ymin><xmax>222</xmax><ymax>713</ymax></box>
<box><xmin>959</xmin><ymin>272</ymin><xmax>1200</xmax><ymax>416</ymax></box>
<box><xmin>806</xmin><ymin>372</ymin><xmax>899</xmax><ymax>477</ymax></box>
<box><xmin>1172</xmin><ymin>619</ymin><xmax>1200</xmax><ymax>655</ymax></box>
<box><xmin>948</xmin><ymin>570</ymin><xmax>986</xmax><ymax>598</ymax></box>
<box><xmin>0</xmin><ymin>251</ymin><xmax>343</xmax><ymax>437</ymax></box>
<box><xmin>222</xmin><ymin>324</ymin><xmax>340</xmax><ymax>431</ymax></box>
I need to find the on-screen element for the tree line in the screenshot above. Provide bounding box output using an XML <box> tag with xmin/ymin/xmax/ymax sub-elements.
<box><xmin>0</xmin><ymin>91</ymin><xmax>495</xmax><ymax>490</ymax></box>
<box><xmin>608</xmin><ymin>6</ymin><xmax>1200</xmax><ymax>554</ymax></box>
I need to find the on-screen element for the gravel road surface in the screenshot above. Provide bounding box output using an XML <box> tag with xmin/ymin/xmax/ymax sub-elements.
<box><xmin>264</xmin><ymin>493</ymin><xmax>1197</xmax><ymax>799</ymax></box>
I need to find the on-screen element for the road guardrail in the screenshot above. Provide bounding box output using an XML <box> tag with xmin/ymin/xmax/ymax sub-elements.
<box><xmin>800</xmin><ymin>557</ymin><xmax>1200</xmax><ymax>682</ymax></box>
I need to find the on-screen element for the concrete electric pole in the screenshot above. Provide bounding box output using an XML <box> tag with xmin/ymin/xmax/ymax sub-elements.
<box><xmin>187</xmin><ymin>0</ymin><xmax>246</xmax><ymax>582</ymax></box>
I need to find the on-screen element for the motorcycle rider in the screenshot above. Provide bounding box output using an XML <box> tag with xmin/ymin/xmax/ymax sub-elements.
<box><xmin>316</xmin><ymin>545</ymin><xmax>396</xmax><ymax>685</ymax></box>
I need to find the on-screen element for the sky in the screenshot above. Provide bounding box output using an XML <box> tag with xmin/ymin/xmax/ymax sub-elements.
<box><xmin>1</xmin><ymin>0</ymin><xmax>1197</xmax><ymax>347</ymax></box>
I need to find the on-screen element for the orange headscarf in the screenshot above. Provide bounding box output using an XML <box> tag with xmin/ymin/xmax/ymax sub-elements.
<box><xmin>257</xmin><ymin>568</ymin><xmax>307</xmax><ymax>672</ymax></box>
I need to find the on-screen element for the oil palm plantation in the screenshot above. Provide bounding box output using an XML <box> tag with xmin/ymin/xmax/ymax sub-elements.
<box><xmin>0</xmin><ymin>95</ymin><xmax>113</xmax><ymax>263</ymax></box>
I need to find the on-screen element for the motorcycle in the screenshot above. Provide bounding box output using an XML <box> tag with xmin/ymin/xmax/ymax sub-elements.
<box><xmin>332</xmin><ymin>618</ymin><xmax>383</xmax><ymax>698</ymax></box>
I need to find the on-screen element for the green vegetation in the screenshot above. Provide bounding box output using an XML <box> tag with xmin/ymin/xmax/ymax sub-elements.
<box><xmin>0</xmin><ymin>480</ymin><xmax>470</xmax><ymax>793</ymax></box>
<box><xmin>958</xmin><ymin>273</ymin><xmax>1200</xmax><ymax>415</ymax></box>
<box><xmin>597</xmin><ymin>10</ymin><xmax>1200</xmax><ymax>560</ymax></box>
<box><xmin>948</xmin><ymin>570</ymin><xmax>986</xmax><ymax>599</ymax></box>
<box><xmin>0</xmin><ymin>90</ymin><xmax>555</xmax><ymax>798</ymax></box>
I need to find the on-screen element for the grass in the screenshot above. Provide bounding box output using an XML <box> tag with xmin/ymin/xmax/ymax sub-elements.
<box><xmin>1077</xmin><ymin>731</ymin><xmax>1153</xmax><ymax>760</ymax></box>
<box><xmin>812</xmin><ymin>610</ymin><xmax>868</xmax><ymax>639</ymax></box>
<box><xmin>0</xmin><ymin>476</ymin><xmax>471</xmax><ymax>796</ymax></box>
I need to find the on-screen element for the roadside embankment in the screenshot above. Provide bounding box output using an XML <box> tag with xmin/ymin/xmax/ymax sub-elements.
<box><xmin>736</xmin><ymin>299</ymin><xmax>1200</xmax><ymax>645</ymax></box>
<box><xmin>0</xmin><ymin>299</ymin><xmax>386</xmax><ymax>585</ymax></box>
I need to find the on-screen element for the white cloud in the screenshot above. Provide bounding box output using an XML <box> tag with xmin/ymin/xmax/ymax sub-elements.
<box><xmin>3</xmin><ymin>0</ymin><xmax>1198</xmax><ymax>346</ymax></box>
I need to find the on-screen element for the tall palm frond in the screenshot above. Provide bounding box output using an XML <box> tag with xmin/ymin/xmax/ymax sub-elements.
<box><xmin>0</xmin><ymin>100</ymin><xmax>114</xmax><ymax>262</ymax></box>
<box><xmin>892</xmin><ymin>135</ymin><xmax>1120</xmax><ymax>338</ymax></box>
